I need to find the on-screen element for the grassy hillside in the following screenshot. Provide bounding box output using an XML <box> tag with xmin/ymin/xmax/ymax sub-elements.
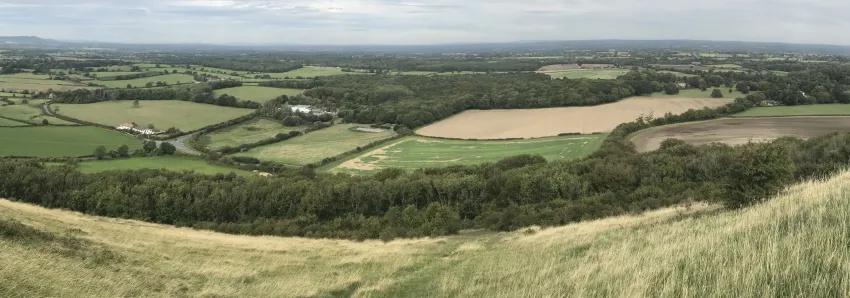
<box><xmin>3</xmin><ymin>171</ymin><xmax>850</xmax><ymax>296</ymax></box>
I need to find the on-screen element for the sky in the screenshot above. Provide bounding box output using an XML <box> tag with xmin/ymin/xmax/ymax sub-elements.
<box><xmin>1</xmin><ymin>0</ymin><xmax>849</xmax><ymax>45</ymax></box>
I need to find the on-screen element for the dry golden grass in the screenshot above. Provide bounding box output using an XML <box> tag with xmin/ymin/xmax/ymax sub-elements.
<box><xmin>3</xmin><ymin>171</ymin><xmax>850</xmax><ymax>296</ymax></box>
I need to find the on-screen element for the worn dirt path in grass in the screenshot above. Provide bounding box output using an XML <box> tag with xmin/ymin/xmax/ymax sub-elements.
<box><xmin>628</xmin><ymin>116</ymin><xmax>850</xmax><ymax>152</ymax></box>
<box><xmin>416</xmin><ymin>97</ymin><xmax>731</xmax><ymax>139</ymax></box>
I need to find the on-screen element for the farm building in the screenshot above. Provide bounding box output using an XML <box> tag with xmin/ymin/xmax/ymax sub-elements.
<box><xmin>116</xmin><ymin>122</ymin><xmax>158</xmax><ymax>135</ymax></box>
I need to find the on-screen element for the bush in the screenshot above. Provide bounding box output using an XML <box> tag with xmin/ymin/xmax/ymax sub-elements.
<box><xmin>711</xmin><ymin>89</ymin><xmax>724</xmax><ymax>98</ymax></box>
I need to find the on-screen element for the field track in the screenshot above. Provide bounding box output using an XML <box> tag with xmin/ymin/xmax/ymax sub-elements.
<box><xmin>629</xmin><ymin>116</ymin><xmax>850</xmax><ymax>152</ymax></box>
<box><xmin>416</xmin><ymin>97</ymin><xmax>731</xmax><ymax>139</ymax></box>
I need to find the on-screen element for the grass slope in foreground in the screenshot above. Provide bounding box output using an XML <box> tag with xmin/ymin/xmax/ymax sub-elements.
<box><xmin>332</xmin><ymin>134</ymin><xmax>606</xmax><ymax>173</ymax></box>
<box><xmin>234</xmin><ymin>123</ymin><xmax>396</xmax><ymax>165</ymax></box>
<box><xmin>3</xmin><ymin>171</ymin><xmax>850</xmax><ymax>296</ymax></box>
<box><xmin>202</xmin><ymin>118</ymin><xmax>303</xmax><ymax>150</ymax></box>
<box><xmin>212</xmin><ymin>86</ymin><xmax>303</xmax><ymax>103</ymax></box>
<box><xmin>0</xmin><ymin>126</ymin><xmax>141</xmax><ymax>157</ymax></box>
<box><xmin>76</xmin><ymin>156</ymin><xmax>251</xmax><ymax>176</ymax></box>
<box><xmin>53</xmin><ymin>100</ymin><xmax>254</xmax><ymax>132</ymax></box>
<box><xmin>733</xmin><ymin>103</ymin><xmax>850</xmax><ymax>117</ymax></box>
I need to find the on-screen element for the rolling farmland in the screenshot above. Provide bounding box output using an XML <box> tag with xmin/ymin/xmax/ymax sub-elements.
<box><xmin>53</xmin><ymin>100</ymin><xmax>254</xmax><ymax>132</ymax></box>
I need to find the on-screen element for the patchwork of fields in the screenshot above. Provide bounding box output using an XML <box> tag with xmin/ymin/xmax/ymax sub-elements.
<box><xmin>416</xmin><ymin>96</ymin><xmax>732</xmax><ymax>139</ymax></box>
<box><xmin>53</xmin><ymin>100</ymin><xmax>254</xmax><ymax>131</ymax></box>
<box><xmin>234</xmin><ymin>123</ymin><xmax>396</xmax><ymax>165</ymax></box>
<box><xmin>0</xmin><ymin>126</ymin><xmax>141</xmax><ymax>157</ymax></box>
<box><xmin>0</xmin><ymin>73</ymin><xmax>93</xmax><ymax>92</ymax></box>
<box><xmin>332</xmin><ymin>134</ymin><xmax>606</xmax><ymax>173</ymax></box>
<box><xmin>628</xmin><ymin>116</ymin><xmax>850</xmax><ymax>152</ymax></box>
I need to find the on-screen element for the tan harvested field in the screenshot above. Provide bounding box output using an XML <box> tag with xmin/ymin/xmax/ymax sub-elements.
<box><xmin>417</xmin><ymin>97</ymin><xmax>732</xmax><ymax>139</ymax></box>
<box><xmin>629</xmin><ymin>116</ymin><xmax>850</xmax><ymax>152</ymax></box>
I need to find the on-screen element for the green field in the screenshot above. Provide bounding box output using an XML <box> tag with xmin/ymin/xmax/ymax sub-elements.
<box><xmin>202</xmin><ymin>118</ymin><xmax>302</xmax><ymax>150</ymax></box>
<box><xmin>0</xmin><ymin>117</ymin><xmax>28</xmax><ymax>126</ymax></box>
<box><xmin>331</xmin><ymin>134</ymin><xmax>606</xmax><ymax>173</ymax></box>
<box><xmin>0</xmin><ymin>99</ymin><xmax>77</xmax><ymax>125</ymax></box>
<box><xmin>94</xmin><ymin>74</ymin><xmax>196</xmax><ymax>88</ymax></box>
<box><xmin>264</xmin><ymin>66</ymin><xmax>352</xmax><ymax>79</ymax></box>
<box><xmin>0</xmin><ymin>73</ymin><xmax>92</xmax><ymax>92</ymax></box>
<box><xmin>89</xmin><ymin>71</ymin><xmax>144</xmax><ymax>78</ymax></box>
<box><xmin>0</xmin><ymin>126</ymin><xmax>141</xmax><ymax>157</ymax></box>
<box><xmin>4</xmin><ymin>169</ymin><xmax>850</xmax><ymax>296</ymax></box>
<box><xmin>53</xmin><ymin>100</ymin><xmax>254</xmax><ymax>132</ymax></box>
<box><xmin>234</xmin><ymin>123</ymin><xmax>396</xmax><ymax>165</ymax></box>
<box><xmin>212</xmin><ymin>86</ymin><xmax>302</xmax><ymax>103</ymax></box>
<box><xmin>733</xmin><ymin>103</ymin><xmax>850</xmax><ymax>117</ymax></box>
<box><xmin>540</xmin><ymin>68</ymin><xmax>629</xmax><ymax>80</ymax></box>
<box><xmin>76</xmin><ymin>156</ymin><xmax>252</xmax><ymax>176</ymax></box>
<box><xmin>649</xmin><ymin>88</ymin><xmax>747</xmax><ymax>99</ymax></box>
<box><xmin>0</xmin><ymin>91</ymin><xmax>31</xmax><ymax>97</ymax></box>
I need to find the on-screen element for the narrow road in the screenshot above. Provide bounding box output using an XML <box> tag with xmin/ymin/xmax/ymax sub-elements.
<box><xmin>41</xmin><ymin>103</ymin><xmax>54</xmax><ymax>116</ymax></box>
<box><xmin>158</xmin><ymin>132</ymin><xmax>203</xmax><ymax>156</ymax></box>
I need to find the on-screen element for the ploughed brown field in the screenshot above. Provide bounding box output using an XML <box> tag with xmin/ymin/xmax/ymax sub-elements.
<box><xmin>629</xmin><ymin>116</ymin><xmax>850</xmax><ymax>152</ymax></box>
<box><xmin>416</xmin><ymin>97</ymin><xmax>732</xmax><ymax>139</ymax></box>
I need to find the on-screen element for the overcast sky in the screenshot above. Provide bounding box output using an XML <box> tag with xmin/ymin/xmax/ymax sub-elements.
<box><xmin>1</xmin><ymin>0</ymin><xmax>848</xmax><ymax>45</ymax></box>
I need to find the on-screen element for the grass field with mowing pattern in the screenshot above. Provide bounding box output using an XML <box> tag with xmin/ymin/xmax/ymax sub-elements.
<box><xmin>234</xmin><ymin>123</ymin><xmax>396</xmax><ymax>165</ymax></box>
<box><xmin>0</xmin><ymin>126</ymin><xmax>141</xmax><ymax>157</ymax></box>
<box><xmin>331</xmin><ymin>134</ymin><xmax>606</xmax><ymax>173</ymax></box>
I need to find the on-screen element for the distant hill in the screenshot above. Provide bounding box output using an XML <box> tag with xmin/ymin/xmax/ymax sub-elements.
<box><xmin>2</xmin><ymin>35</ymin><xmax>850</xmax><ymax>55</ymax></box>
<box><xmin>2</xmin><ymin>170</ymin><xmax>849</xmax><ymax>296</ymax></box>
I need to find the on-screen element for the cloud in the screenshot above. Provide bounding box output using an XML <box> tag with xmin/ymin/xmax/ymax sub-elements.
<box><xmin>0</xmin><ymin>0</ymin><xmax>848</xmax><ymax>45</ymax></box>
